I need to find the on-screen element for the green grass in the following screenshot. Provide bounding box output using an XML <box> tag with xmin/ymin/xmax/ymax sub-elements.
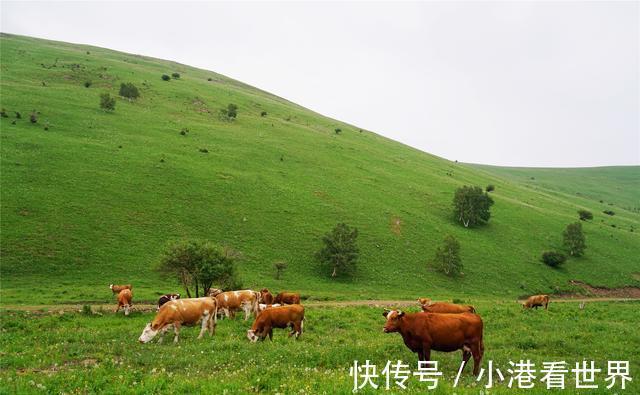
<box><xmin>1</xmin><ymin>301</ymin><xmax>638</xmax><ymax>394</ymax></box>
<box><xmin>1</xmin><ymin>33</ymin><xmax>639</xmax><ymax>305</ymax></box>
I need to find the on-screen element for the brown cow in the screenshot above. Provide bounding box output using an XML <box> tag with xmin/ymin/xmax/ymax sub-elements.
<box><xmin>258</xmin><ymin>303</ymin><xmax>282</xmax><ymax>313</ymax></box>
<box><xmin>420</xmin><ymin>301</ymin><xmax>476</xmax><ymax>314</ymax></box>
<box><xmin>260</xmin><ymin>288</ymin><xmax>274</xmax><ymax>304</ymax></box>
<box><xmin>383</xmin><ymin>309</ymin><xmax>484</xmax><ymax>375</ymax></box>
<box><xmin>273</xmin><ymin>291</ymin><xmax>300</xmax><ymax>305</ymax></box>
<box><xmin>110</xmin><ymin>284</ymin><xmax>132</xmax><ymax>294</ymax></box>
<box><xmin>522</xmin><ymin>294</ymin><xmax>550</xmax><ymax>310</ymax></box>
<box><xmin>208</xmin><ymin>289</ymin><xmax>259</xmax><ymax>320</ymax></box>
<box><xmin>138</xmin><ymin>297</ymin><xmax>217</xmax><ymax>343</ymax></box>
<box><xmin>417</xmin><ymin>297</ymin><xmax>431</xmax><ymax>306</ymax></box>
<box><xmin>115</xmin><ymin>289</ymin><xmax>133</xmax><ymax>316</ymax></box>
<box><xmin>247</xmin><ymin>304</ymin><xmax>304</xmax><ymax>342</ymax></box>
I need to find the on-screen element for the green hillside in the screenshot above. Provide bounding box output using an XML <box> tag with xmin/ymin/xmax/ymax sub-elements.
<box><xmin>1</xmin><ymin>34</ymin><xmax>639</xmax><ymax>304</ymax></box>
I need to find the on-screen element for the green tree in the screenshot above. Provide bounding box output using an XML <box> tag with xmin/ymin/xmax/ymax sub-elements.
<box><xmin>274</xmin><ymin>261</ymin><xmax>287</xmax><ymax>280</ymax></box>
<box><xmin>119</xmin><ymin>82</ymin><xmax>140</xmax><ymax>99</ymax></box>
<box><xmin>99</xmin><ymin>93</ymin><xmax>115</xmax><ymax>111</ymax></box>
<box><xmin>316</xmin><ymin>223</ymin><xmax>359</xmax><ymax>278</ymax></box>
<box><xmin>578</xmin><ymin>209</ymin><xmax>593</xmax><ymax>221</ymax></box>
<box><xmin>453</xmin><ymin>186</ymin><xmax>494</xmax><ymax>227</ymax></box>
<box><xmin>219</xmin><ymin>103</ymin><xmax>238</xmax><ymax>121</ymax></box>
<box><xmin>541</xmin><ymin>251</ymin><xmax>566</xmax><ymax>267</ymax></box>
<box><xmin>157</xmin><ymin>240</ymin><xmax>241</xmax><ymax>297</ymax></box>
<box><xmin>432</xmin><ymin>234</ymin><xmax>462</xmax><ymax>276</ymax></box>
<box><xmin>563</xmin><ymin>222</ymin><xmax>586</xmax><ymax>257</ymax></box>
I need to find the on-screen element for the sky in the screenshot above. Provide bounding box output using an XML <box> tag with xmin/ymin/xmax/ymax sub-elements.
<box><xmin>1</xmin><ymin>1</ymin><xmax>638</xmax><ymax>167</ymax></box>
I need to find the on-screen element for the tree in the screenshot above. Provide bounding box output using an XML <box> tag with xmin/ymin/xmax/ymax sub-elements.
<box><xmin>99</xmin><ymin>93</ymin><xmax>115</xmax><ymax>111</ymax></box>
<box><xmin>486</xmin><ymin>184</ymin><xmax>495</xmax><ymax>192</ymax></box>
<box><xmin>274</xmin><ymin>261</ymin><xmax>287</xmax><ymax>280</ymax></box>
<box><xmin>578</xmin><ymin>209</ymin><xmax>593</xmax><ymax>221</ymax></box>
<box><xmin>119</xmin><ymin>82</ymin><xmax>140</xmax><ymax>99</ymax></box>
<box><xmin>172</xmin><ymin>72</ymin><xmax>181</xmax><ymax>79</ymax></box>
<box><xmin>541</xmin><ymin>251</ymin><xmax>566</xmax><ymax>267</ymax></box>
<box><xmin>157</xmin><ymin>240</ymin><xmax>241</xmax><ymax>297</ymax></box>
<box><xmin>316</xmin><ymin>223</ymin><xmax>359</xmax><ymax>278</ymax></box>
<box><xmin>563</xmin><ymin>222</ymin><xmax>586</xmax><ymax>257</ymax></box>
<box><xmin>431</xmin><ymin>234</ymin><xmax>462</xmax><ymax>276</ymax></box>
<box><xmin>453</xmin><ymin>186</ymin><xmax>494</xmax><ymax>227</ymax></box>
<box><xmin>161</xmin><ymin>74</ymin><xmax>171</xmax><ymax>81</ymax></box>
<box><xmin>219</xmin><ymin>104</ymin><xmax>238</xmax><ymax>121</ymax></box>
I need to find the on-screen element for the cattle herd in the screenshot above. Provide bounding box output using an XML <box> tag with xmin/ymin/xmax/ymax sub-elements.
<box><xmin>109</xmin><ymin>284</ymin><xmax>550</xmax><ymax>377</ymax></box>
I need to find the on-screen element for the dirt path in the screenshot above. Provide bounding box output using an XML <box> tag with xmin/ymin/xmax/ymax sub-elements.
<box><xmin>1</xmin><ymin>297</ymin><xmax>637</xmax><ymax>314</ymax></box>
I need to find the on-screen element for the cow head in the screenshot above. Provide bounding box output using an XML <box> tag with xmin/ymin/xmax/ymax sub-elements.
<box><xmin>417</xmin><ymin>297</ymin><xmax>431</xmax><ymax>306</ymax></box>
<box><xmin>382</xmin><ymin>309</ymin><xmax>405</xmax><ymax>333</ymax></box>
<box><xmin>246</xmin><ymin>329</ymin><xmax>260</xmax><ymax>342</ymax></box>
<box><xmin>109</xmin><ymin>284</ymin><xmax>114</xmax><ymax>290</ymax></box>
<box><xmin>138</xmin><ymin>323</ymin><xmax>159</xmax><ymax>343</ymax></box>
<box><xmin>208</xmin><ymin>288</ymin><xmax>222</xmax><ymax>297</ymax></box>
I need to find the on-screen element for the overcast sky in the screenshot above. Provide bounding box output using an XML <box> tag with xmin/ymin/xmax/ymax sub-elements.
<box><xmin>2</xmin><ymin>1</ymin><xmax>638</xmax><ymax>167</ymax></box>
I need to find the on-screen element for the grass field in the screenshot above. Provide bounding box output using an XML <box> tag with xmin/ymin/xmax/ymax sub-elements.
<box><xmin>1</xmin><ymin>301</ymin><xmax>638</xmax><ymax>394</ymax></box>
<box><xmin>1</xmin><ymin>34</ymin><xmax>638</xmax><ymax>305</ymax></box>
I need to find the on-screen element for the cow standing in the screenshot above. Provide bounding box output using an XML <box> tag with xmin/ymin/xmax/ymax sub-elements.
<box><xmin>420</xmin><ymin>301</ymin><xmax>476</xmax><ymax>314</ymax></box>
<box><xmin>138</xmin><ymin>297</ymin><xmax>217</xmax><ymax>344</ymax></box>
<box><xmin>115</xmin><ymin>289</ymin><xmax>133</xmax><ymax>316</ymax></box>
<box><xmin>209</xmin><ymin>289</ymin><xmax>259</xmax><ymax>320</ymax></box>
<box><xmin>110</xmin><ymin>284</ymin><xmax>132</xmax><ymax>294</ymax></box>
<box><xmin>247</xmin><ymin>304</ymin><xmax>304</xmax><ymax>342</ymax></box>
<box><xmin>522</xmin><ymin>295</ymin><xmax>550</xmax><ymax>310</ymax></box>
<box><xmin>260</xmin><ymin>288</ymin><xmax>274</xmax><ymax>304</ymax></box>
<box><xmin>273</xmin><ymin>291</ymin><xmax>300</xmax><ymax>305</ymax></box>
<box><xmin>383</xmin><ymin>309</ymin><xmax>484</xmax><ymax>376</ymax></box>
<box><xmin>157</xmin><ymin>293</ymin><xmax>180</xmax><ymax>311</ymax></box>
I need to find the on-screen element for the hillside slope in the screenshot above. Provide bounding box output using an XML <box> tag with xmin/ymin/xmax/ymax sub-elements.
<box><xmin>1</xmin><ymin>34</ymin><xmax>639</xmax><ymax>304</ymax></box>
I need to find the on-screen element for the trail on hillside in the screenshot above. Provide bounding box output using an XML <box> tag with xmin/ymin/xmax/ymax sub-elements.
<box><xmin>1</xmin><ymin>297</ymin><xmax>637</xmax><ymax>314</ymax></box>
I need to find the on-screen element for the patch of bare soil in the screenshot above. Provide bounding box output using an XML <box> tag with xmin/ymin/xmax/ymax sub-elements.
<box><xmin>566</xmin><ymin>280</ymin><xmax>640</xmax><ymax>298</ymax></box>
<box><xmin>390</xmin><ymin>216</ymin><xmax>402</xmax><ymax>235</ymax></box>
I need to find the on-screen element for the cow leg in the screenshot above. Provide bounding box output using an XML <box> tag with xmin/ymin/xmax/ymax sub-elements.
<box><xmin>268</xmin><ymin>328</ymin><xmax>273</xmax><ymax>341</ymax></box>
<box><xmin>461</xmin><ymin>345</ymin><xmax>472</xmax><ymax>373</ymax></box>
<box><xmin>421</xmin><ymin>347</ymin><xmax>431</xmax><ymax>363</ymax></box>
<box><xmin>124</xmin><ymin>305</ymin><xmax>130</xmax><ymax>316</ymax></box>
<box><xmin>470</xmin><ymin>342</ymin><xmax>483</xmax><ymax>376</ymax></box>
<box><xmin>198</xmin><ymin>313</ymin><xmax>210</xmax><ymax>339</ymax></box>
<box><xmin>114</xmin><ymin>304</ymin><xmax>120</xmax><ymax>313</ymax></box>
<box><xmin>293</xmin><ymin>321</ymin><xmax>302</xmax><ymax>338</ymax></box>
<box><xmin>173</xmin><ymin>323</ymin><xmax>181</xmax><ymax>343</ymax></box>
<box><xmin>243</xmin><ymin>306</ymin><xmax>250</xmax><ymax>321</ymax></box>
<box><xmin>208</xmin><ymin>314</ymin><xmax>216</xmax><ymax>336</ymax></box>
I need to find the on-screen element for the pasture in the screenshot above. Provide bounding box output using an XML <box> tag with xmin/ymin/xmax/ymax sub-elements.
<box><xmin>1</xmin><ymin>300</ymin><xmax>638</xmax><ymax>394</ymax></box>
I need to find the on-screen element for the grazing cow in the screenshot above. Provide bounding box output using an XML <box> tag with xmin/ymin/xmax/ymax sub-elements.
<box><xmin>157</xmin><ymin>293</ymin><xmax>180</xmax><ymax>311</ymax></box>
<box><xmin>138</xmin><ymin>297</ymin><xmax>217</xmax><ymax>344</ymax></box>
<box><xmin>383</xmin><ymin>309</ymin><xmax>484</xmax><ymax>375</ymax></box>
<box><xmin>110</xmin><ymin>284</ymin><xmax>132</xmax><ymax>294</ymax></box>
<box><xmin>208</xmin><ymin>289</ymin><xmax>259</xmax><ymax>320</ymax></box>
<box><xmin>258</xmin><ymin>303</ymin><xmax>282</xmax><ymax>313</ymax></box>
<box><xmin>522</xmin><ymin>294</ymin><xmax>550</xmax><ymax>310</ymax></box>
<box><xmin>260</xmin><ymin>288</ymin><xmax>274</xmax><ymax>304</ymax></box>
<box><xmin>417</xmin><ymin>297</ymin><xmax>431</xmax><ymax>306</ymax></box>
<box><xmin>420</xmin><ymin>301</ymin><xmax>476</xmax><ymax>314</ymax></box>
<box><xmin>247</xmin><ymin>304</ymin><xmax>304</xmax><ymax>342</ymax></box>
<box><xmin>115</xmin><ymin>289</ymin><xmax>133</xmax><ymax>316</ymax></box>
<box><xmin>273</xmin><ymin>291</ymin><xmax>300</xmax><ymax>305</ymax></box>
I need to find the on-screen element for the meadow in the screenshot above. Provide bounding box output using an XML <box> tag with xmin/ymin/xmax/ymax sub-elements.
<box><xmin>1</xmin><ymin>300</ymin><xmax>638</xmax><ymax>394</ymax></box>
<box><xmin>1</xmin><ymin>34</ymin><xmax>639</xmax><ymax>306</ymax></box>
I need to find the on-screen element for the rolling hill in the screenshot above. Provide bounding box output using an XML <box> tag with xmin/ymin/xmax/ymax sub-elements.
<box><xmin>1</xmin><ymin>34</ymin><xmax>639</xmax><ymax>305</ymax></box>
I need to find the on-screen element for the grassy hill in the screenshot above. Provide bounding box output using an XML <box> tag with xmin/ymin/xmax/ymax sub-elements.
<box><xmin>1</xmin><ymin>34</ymin><xmax>639</xmax><ymax>305</ymax></box>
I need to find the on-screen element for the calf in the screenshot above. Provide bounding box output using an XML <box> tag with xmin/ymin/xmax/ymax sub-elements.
<box><xmin>522</xmin><ymin>294</ymin><xmax>550</xmax><ymax>310</ymax></box>
<box><xmin>115</xmin><ymin>289</ymin><xmax>133</xmax><ymax>316</ymax></box>
<box><xmin>260</xmin><ymin>288</ymin><xmax>274</xmax><ymax>304</ymax></box>
<box><xmin>110</xmin><ymin>284</ymin><xmax>132</xmax><ymax>294</ymax></box>
<box><xmin>383</xmin><ymin>309</ymin><xmax>484</xmax><ymax>375</ymax></box>
<box><xmin>138</xmin><ymin>297</ymin><xmax>217</xmax><ymax>344</ymax></box>
<box><xmin>209</xmin><ymin>289</ymin><xmax>259</xmax><ymax>320</ymax></box>
<box><xmin>420</xmin><ymin>301</ymin><xmax>476</xmax><ymax>314</ymax></box>
<box><xmin>247</xmin><ymin>304</ymin><xmax>304</xmax><ymax>342</ymax></box>
<box><xmin>273</xmin><ymin>291</ymin><xmax>300</xmax><ymax>305</ymax></box>
<box><xmin>157</xmin><ymin>293</ymin><xmax>180</xmax><ymax>311</ymax></box>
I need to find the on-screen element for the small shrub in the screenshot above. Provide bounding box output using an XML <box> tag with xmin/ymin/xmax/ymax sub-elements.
<box><xmin>542</xmin><ymin>251</ymin><xmax>566</xmax><ymax>267</ymax></box>
<box><xmin>82</xmin><ymin>305</ymin><xmax>93</xmax><ymax>315</ymax></box>
<box><xmin>180</xmin><ymin>128</ymin><xmax>189</xmax><ymax>136</ymax></box>
<box><xmin>199</xmin><ymin>148</ymin><xmax>209</xmax><ymax>153</ymax></box>
<box><xmin>334</xmin><ymin>128</ymin><xmax>342</xmax><ymax>134</ymax></box>
<box><xmin>172</xmin><ymin>72</ymin><xmax>180</xmax><ymax>79</ymax></box>
<box><xmin>0</xmin><ymin>108</ymin><xmax>8</xmax><ymax>118</ymax></box>
<box><xmin>563</xmin><ymin>222</ymin><xmax>586</xmax><ymax>257</ymax></box>
<box><xmin>84</xmin><ymin>81</ymin><xmax>92</xmax><ymax>88</ymax></box>
<box><xmin>486</xmin><ymin>184</ymin><xmax>495</xmax><ymax>192</ymax></box>
<box><xmin>578</xmin><ymin>209</ymin><xmax>593</xmax><ymax>221</ymax></box>
<box><xmin>30</xmin><ymin>111</ymin><xmax>38</xmax><ymax>123</ymax></box>
<box><xmin>603</xmin><ymin>210</ymin><xmax>615</xmax><ymax>216</ymax></box>
<box><xmin>316</xmin><ymin>223</ymin><xmax>359</xmax><ymax>278</ymax></box>
<box><xmin>274</xmin><ymin>261</ymin><xmax>287</xmax><ymax>280</ymax></box>
<box><xmin>207</xmin><ymin>77</ymin><xmax>213</xmax><ymax>81</ymax></box>
<box><xmin>99</xmin><ymin>93</ymin><xmax>116</xmax><ymax>111</ymax></box>
<box><xmin>161</xmin><ymin>74</ymin><xmax>171</xmax><ymax>81</ymax></box>
<box><xmin>431</xmin><ymin>234</ymin><xmax>463</xmax><ymax>276</ymax></box>
<box><xmin>219</xmin><ymin>104</ymin><xmax>238</xmax><ymax>121</ymax></box>
<box><xmin>119</xmin><ymin>82</ymin><xmax>140</xmax><ymax>99</ymax></box>
<box><xmin>43</xmin><ymin>122</ymin><xmax>49</xmax><ymax>131</ymax></box>
<box><xmin>261</xmin><ymin>111</ymin><xmax>267</xmax><ymax>117</ymax></box>
<box><xmin>15</xmin><ymin>111</ymin><xmax>21</xmax><ymax>119</ymax></box>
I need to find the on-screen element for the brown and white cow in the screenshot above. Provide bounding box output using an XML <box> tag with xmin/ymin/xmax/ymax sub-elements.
<box><xmin>273</xmin><ymin>291</ymin><xmax>300</xmax><ymax>305</ymax></box>
<box><xmin>138</xmin><ymin>297</ymin><xmax>217</xmax><ymax>344</ymax></box>
<box><xmin>420</xmin><ymin>301</ymin><xmax>476</xmax><ymax>314</ymax></box>
<box><xmin>247</xmin><ymin>304</ymin><xmax>304</xmax><ymax>342</ymax></box>
<box><xmin>208</xmin><ymin>289</ymin><xmax>259</xmax><ymax>320</ymax></box>
<box><xmin>522</xmin><ymin>294</ymin><xmax>550</xmax><ymax>310</ymax></box>
<box><xmin>260</xmin><ymin>288</ymin><xmax>274</xmax><ymax>304</ymax></box>
<box><xmin>157</xmin><ymin>293</ymin><xmax>180</xmax><ymax>311</ymax></box>
<box><xmin>115</xmin><ymin>289</ymin><xmax>133</xmax><ymax>316</ymax></box>
<box><xmin>383</xmin><ymin>309</ymin><xmax>484</xmax><ymax>375</ymax></box>
<box><xmin>110</xmin><ymin>284</ymin><xmax>132</xmax><ymax>294</ymax></box>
